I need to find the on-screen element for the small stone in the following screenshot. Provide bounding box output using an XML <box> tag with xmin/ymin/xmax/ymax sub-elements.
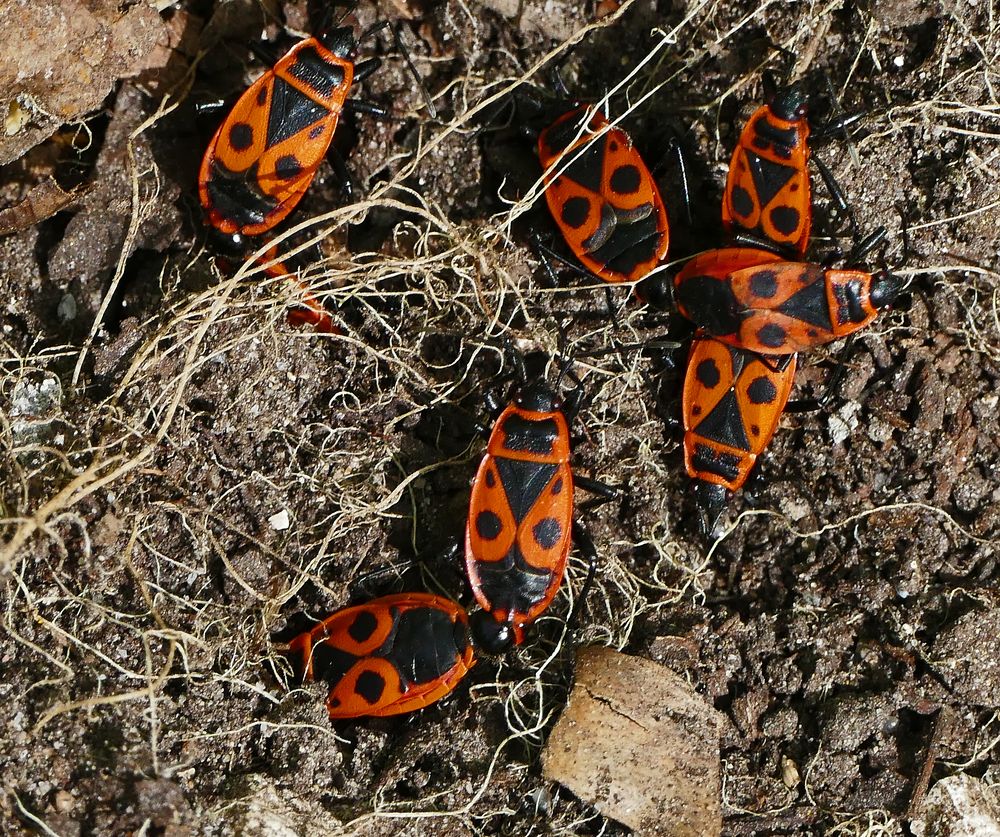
<box><xmin>57</xmin><ymin>293</ymin><xmax>77</xmax><ymax>323</ymax></box>
<box><xmin>781</xmin><ymin>756</ymin><xmax>800</xmax><ymax>789</ymax></box>
<box><xmin>268</xmin><ymin>510</ymin><xmax>290</xmax><ymax>531</ymax></box>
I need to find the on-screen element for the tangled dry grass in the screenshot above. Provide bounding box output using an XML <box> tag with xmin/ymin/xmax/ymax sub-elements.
<box><xmin>3</xmin><ymin>0</ymin><xmax>1000</xmax><ymax>833</ymax></box>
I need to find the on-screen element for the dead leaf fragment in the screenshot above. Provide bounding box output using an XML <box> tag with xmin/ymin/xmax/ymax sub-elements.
<box><xmin>543</xmin><ymin>646</ymin><xmax>723</xmax><ymax>837</ymax></box>
<box><xmin>0</xmin><ymin>178</ymin><xmax>86</xmax><ymax>235</ymax></box>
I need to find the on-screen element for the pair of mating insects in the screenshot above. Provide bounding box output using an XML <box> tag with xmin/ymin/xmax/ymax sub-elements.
<box><xmin>197</xmin><ymin>19</ymin><xmax>901</xmax><ymax>717</ymax></box>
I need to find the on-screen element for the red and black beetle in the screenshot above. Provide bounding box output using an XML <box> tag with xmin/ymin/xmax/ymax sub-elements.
<box><xmin>199</xmin><ymin>25</ymin><xmax>388</xmax><ymax>239</ymax></box>
<box><xmin>681</xmin><ymin>336</ymin><xmax>797</xmax><ymax>526</ymax></box>
<box><xmin>464</xmin><ymin>354</ymin><xmax>613</xmax><ymax>651</ymax></box>
<box><xmin>672</xmin><ymin>244</ymin><xmax>902</xmax><ymax>355</ymax></box>
<box><xmin>288</xmin><ymin>592</ymin><xmax>475</xmax><ymax>719</ymax></box>
<box><xmin>536</xmin><ymin>105</ymin><xmax>670</xmax><ymax>284</ymax></box>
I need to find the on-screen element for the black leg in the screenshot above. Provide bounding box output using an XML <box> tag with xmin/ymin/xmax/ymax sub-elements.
<box><xmin>811</xmin><ymin>111</ymin><xmax>867</xmax><ymax>142</ymax></box>
<box><xmin>529</xmin><ymin>232</ymin><xmax>565</xmax><ymax>286</ymax></box>
<box><xmin>506</xmin><ymin>338</ymin><xmax>527</xmax><ymax>384</ymax></box>
<box><xmin>811</xmin><ymin>72</ymin><xmax>867</xmax><ymax>142</ymax></box>
<box><xmin>392</xmin><ymin>24</ymin><xmax>437</xmax><ymax>118</ymax></box>
<box><xmin>359</xmin><ymin>20</ymin><xmax>391</xmax><ymax>44</ymax></box>
<box><xmin>674</xmin><ymin>138</ymin><xmax>693</xmax><ymax>227</ymax></box>
<box><xmin>343</xmin><ymin>98</ymin><xmax>392</xmax><ymax>120</ymax></box>
<box><xmin>729</xmin><ymin>230</ymin><xmax>797</xmax><ymax>257</ymax></box>
<box><xmin>562</xmin><ymin>384</ymin><xmax>585</xmax><ymax>425</ymax></box>
<box><xmin>604</xmin><ymin>286</ymin><xmax>623</xmax><ymax>331</ymax></box>
<box><xmin>483</xmin><ymin>388</ymin><xmax>506</xmax><ymax>422</ymax></box>
<box><xmin>530</xmin><ymin>234</ymin><xmax>595</xmax><ymax>281</ymax></box>
<box><xmin>327</xmin><ymin>146</ymin><xmax>354</xmax><ymax>200</ymax></box>
<box><xmin>784</xmin><ymin>337</ymin><xmax>856</xmax><ymax>413</ymax></box>
<box><xmin>893</xmin><ymin>205</ymin><xmax>912</xmax><ymax>270</ymax></box>
<box><xmin>352</xmin><ymin>57</ymin><xmax>382</xmax><ymax>84</ymax></box>
<box><xmin>762</xmin><ymin>69</ymin><xmax>779</xmax><ymax>102</ymax></box>
<box><xmin>567</xmin><ymin>521</ymin><xmax>598</xmax><ymax>630</ymax></box>
<box><xmin>348</xmin><ymin>560</ymin><xmax>412</xmax><ymax>599</ymax></box>
<box><xmin>549</xmin><ymin>65</ymin><xmax>572</xmax><ymax>100</ymax></box>
<box><xmin>574</xmin><ymin>337</ymin><xmax>685</xmax><ymax>361</ymax></box>
<box><xmin>471</xmin><ymin>418</ymin><xmax>492</xmax><ymax>440</ymax></box>
<box><xmin>847</xmin><ymin>226</ymin><xmax>888</xmax><ymax>266</ymax></box>
<box><xmin>575</xmin><ymin>475</ymin><xmax>619</xmax><ymax>504</ymax></box>
<box><xmin>811</xmin><ymin>152</ymin><xmax>857</xmax><ymax>236</ymax></box>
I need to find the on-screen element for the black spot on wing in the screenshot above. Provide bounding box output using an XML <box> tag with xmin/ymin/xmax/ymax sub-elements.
<box><xmin>610</xmin><ymin>164</ymin><xmax>642</xmax><ymax>194</ymax></box>
<box><xmin>769</xmin><ymin>205</ymin><xmax>801</xmax><ymax>235</ymax></box>
<box><xmin>485</xmin><ymin>468</ymin><xmax>497</xmax><ymax>488</ymax></box>
<box><xmin>288</xmin><ymin>45</ymin><xmax>347</xmax><ymax>99</ymax></box>
<box><xmin>560</xmin><ymin>196</ymin><xmax>591</xmax><ymax>230</ymax></box>
<box><xmin>267</xmin><ymin>77</ymin><xmax>329</xmax><ymax>148</ymax></box>
<box><xmin>749</xmin><ymin>270</ymin><xmax>779</xmax><ymax>299</ymax></box>
<box><xmin>355</xmin><ymin>669</ymin><xmax>386</xmax><ymax>704</ymax></box>
<box><xmin>476</xmin><ymin>510</ymin><xmax>503</xmax><ymax>540</ymax></box>
<box><xmin>533</xmin><ymin>518</ymin><xmax>562</xmax><ymax>550</ymax></box>
<box><xmin>730</xmin><ymin>184</ymin><xmax>754</xmax><ymax>219</ymax></box>
<box><xmin>695</xmin><ymin>358</ymin><xmax>721</xmax><ymax>389</ymax></box>
<box><xmin>229</xmin><ymin>122</ymin><xmax>254</xmax><ymax>151</ymax></box>
<box><xmin>275</xmin><ymin>154</ymin><xmax>304</xmax><ymax>180</ymax></box>
<box><xmin>347</xmin><ymin>610</ymin><xmax>378</xmax><ymax>643</ymax></box>
<box><xmin>746</xmin><ymin>376</ymin><xmax>778</xmax><ymax>405</ymax></box>
<box><xmin>756</xmin><ymin>323</ymin><xmax>788</xmax><ymax>349</ymax></box>
<box><xmin>256</xmin><ymin>85</ymin><xmax>268</xmax><ymax>106</ymax></box>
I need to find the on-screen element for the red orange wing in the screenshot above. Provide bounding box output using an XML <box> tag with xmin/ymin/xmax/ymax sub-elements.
<box><xmin>722</xmin><ymin>107</ymin><xmax>811</xmax><ymax>254</ymax></box>
<box><xmin>199</xmin><ymin>38</ymin><xmax>353</xmax><ymax>236</ymax></box>
<box><xmin>721</xmin><ymin>263</ymin><xmax>878</xmax><ymax>353</ymax></box>
<box><xmin>289</xmin><ymin>593</ymin><xmax>474</xmax><ymax>719</ymax></box>
<box><xmin>539</xmin><ymin>107</ymin><xmax>667</xmax><ymax>283</ymax></box>
<box><xmin>683</xmin><ymin>336</ymin><xmax>796</xmax><ymax>492</ymax></box>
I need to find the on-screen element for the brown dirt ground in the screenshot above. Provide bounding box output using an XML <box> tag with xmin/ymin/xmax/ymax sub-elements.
<box><xmin>2</xmin><ymin>0</ymin><xmax>1000</xmax><ymax>834</ymax></box>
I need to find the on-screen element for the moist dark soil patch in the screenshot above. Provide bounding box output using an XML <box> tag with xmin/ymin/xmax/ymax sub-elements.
<box><xmin>2</xmin><ymin>1</ymin><xmax>999</xmax><ymax>834</ymax></box>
